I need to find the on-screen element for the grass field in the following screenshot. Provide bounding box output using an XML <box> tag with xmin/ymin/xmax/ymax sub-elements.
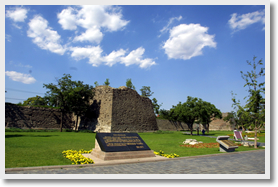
<box><xmin>5</xmin><ymin>130</ymin><xmax>265</xmax><ymax>168</ymax></box>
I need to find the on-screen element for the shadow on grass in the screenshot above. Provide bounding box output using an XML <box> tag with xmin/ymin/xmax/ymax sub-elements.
<box><xmin>5</xmin><ymin>134</ymin><xmax>59</xmax><ymax>138</ymax></box>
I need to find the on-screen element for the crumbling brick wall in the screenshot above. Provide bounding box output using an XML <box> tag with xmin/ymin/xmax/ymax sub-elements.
<box><xmin>209</xmin><ymin>112</ymin><xmax>233</xmax><ymax>131</ymax></box>
<box><xmin>89</xmin><ymin>86</ymin><xmax>113</xmax><ymax>132</ymax></box>
<box><xmin>79</xmin><ymin>86</ymin><xmax>159</xmax><ymax>132</ymax></box>
<box><xmin>111</xmin><ymin>86</ymin><xmax>158</xmax><ymax>132</ymax></box>
<box><xmin>5</xmin><ymin>103</ymin><xmax>74</xmax><ymax>129</ymax></box>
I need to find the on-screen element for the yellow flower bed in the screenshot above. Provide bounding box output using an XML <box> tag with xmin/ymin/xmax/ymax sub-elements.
<box><xmin>62</xmin><ymin>149</ymin><xmax>94</xmax><ymax>165</ymax></box>
<box><xmin>153</xmin><ymin>150</ymin><xmax>179</xmax><ymax>158</ymax></box>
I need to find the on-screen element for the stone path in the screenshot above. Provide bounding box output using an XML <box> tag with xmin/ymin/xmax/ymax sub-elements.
<box><xmin>5</xmin><ymin>150</ymin><xmax>265</xmax><ymax>174</ymax></box>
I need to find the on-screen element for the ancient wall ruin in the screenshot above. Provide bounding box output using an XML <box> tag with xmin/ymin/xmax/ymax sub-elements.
<box><xmin>79</xmin><ymin>86</ymin><xmax>159</xmax><ymax>132</ymax></box>
<box><xmin>5</xmin><ymin>87</ymin><xmax>232</xmax><ymax>132</ymax></box>
<box><xmin>111</xmin><ymin>86</ymin><xmax>158</xmax><ymax>132</ymax></box>
<box><xmin>5</xmin><ymin>103</ymin><xmax>74</xmax><ymax>129</ymax></box>
<box><xmin>209</xmin><ymin>112</ymin><xmax>233</xmax><ymax>131</ymax></box>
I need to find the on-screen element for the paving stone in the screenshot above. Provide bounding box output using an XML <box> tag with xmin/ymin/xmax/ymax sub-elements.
<box><xmin>5</xmin><ymin>150</ymin><xmax>265</xmax><ymax>175</ymax></box>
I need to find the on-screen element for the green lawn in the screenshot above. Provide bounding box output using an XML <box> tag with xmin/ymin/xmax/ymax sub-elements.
<box><xmin>5</xmin><ymin>131</ymin><xmax>96</xmax><ymax>168</ymax></box>
<box><xmin>5</xmin><ymin>130</ymin><xmax>265</xmax><ymax>168</ymax></box>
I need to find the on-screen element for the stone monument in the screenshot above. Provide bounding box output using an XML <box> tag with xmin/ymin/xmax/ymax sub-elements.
<box><xmin>91</xmin><ymin>132</ymin><xmax>156</xmax><ymax>160</ymax></box>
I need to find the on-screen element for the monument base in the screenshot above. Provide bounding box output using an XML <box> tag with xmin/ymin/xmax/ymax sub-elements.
<box><xmin>91</xmin><ymin>149</ymin><xmax>156</xmax><ymax>161</ymax></box>
<box><xmin>91</xmin><ymin>138</ymin><xmax>156</xmax><ymax>161</ymax></box>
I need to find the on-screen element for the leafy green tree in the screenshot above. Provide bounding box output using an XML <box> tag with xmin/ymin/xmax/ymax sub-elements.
<box><xmin>198</xmin><ymin>100</ymin><xmax>222</xmax><ymax>134</ymax></box>
<box><xmin>159</xmin><ymin>108</ymin><xmax>178</xmax><ymax>121</ymax></box>
<box><xmin>171</xmin><ymin>97</ymin><xmax>202</xmax><ymax>135</ymax></box>
<box><xmin>232</xmin><ymin>56</ymin><xmax>265</xmax><ymax>148</ymax></box>
<box><xmin>68</xmin><ymin>80</ymin><xmax>94</xmax><ymax>131</ymax></box>
<box><xmin>140</xmin><ymin>86</ymin><xmax>154</xmax><ymax>97</ymax></box>
<box><xmin>43</xmin><ymin>74</ymin><xmax>94</xmax><ymax>132</ymax></box>
<box><xmin>23</xmin><ymin>95</ymin><xmax>47</xmax><ymax>106</ymax></box>
<box><xmin>126</xmin><ymin>78</ymin><xmax>136</xmax><ymax>90</ymax></box>
<box><xmin>104</xmin><ymin>78</ymin><xmax>110</xmax><ymax>86</ymax></box>
<box><xmin>152</xmin><ymin>98</ymin><xmax>162</xmax><ymax>115</ymax></box>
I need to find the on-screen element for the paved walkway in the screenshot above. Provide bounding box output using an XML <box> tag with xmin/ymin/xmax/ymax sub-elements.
<box><xmin>5</xmin><ymin>150</ymin><xmax>265</xmax><ymax>174</ymax></box>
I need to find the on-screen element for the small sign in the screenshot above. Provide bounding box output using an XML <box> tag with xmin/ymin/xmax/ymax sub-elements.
<box><xmin>96</xmin><ymin>132</ymin><xmax>151</xmax><ymax>152</ymax></box>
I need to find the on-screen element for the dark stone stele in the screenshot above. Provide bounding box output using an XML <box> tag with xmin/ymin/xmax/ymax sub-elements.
<box><xmin>96</xmin><ymin>132</ymin><xmax>151</xmax><ymax>152</ymax></box>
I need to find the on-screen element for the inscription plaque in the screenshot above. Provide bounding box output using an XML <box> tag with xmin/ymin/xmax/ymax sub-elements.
<box><xmin>96</xmin><ymin>132</ymin><xmax>151</xmax><ymax>152</ymax></box>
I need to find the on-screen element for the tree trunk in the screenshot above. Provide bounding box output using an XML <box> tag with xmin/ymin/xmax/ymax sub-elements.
<box><xmin>206</xmin><ymin>124</ymin><xmax>209</xmax><ymax>134</ymax></box>
<box><xmin>60</xmin><ymin>109</ymin><xmax>63</xmax><ymax>132</ymax></box>
<box><xmin>254</xmin><ymin>121</ymin><xmax>258</xmax><ymax>148</ymax></box>
<box><xmin>190</xmin><ymin>124</ymin><xmax>193</xmax><ymax>135</ymax></box>
<box><xmin>75</xmin><ymin>115</ymin><xmax>79</xmax><ymax>132</ymax></box>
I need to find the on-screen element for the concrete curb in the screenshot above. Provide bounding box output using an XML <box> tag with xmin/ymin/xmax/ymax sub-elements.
<box><xmin>5</xmin><ymin>149</ymin><xmax>264</xmax><ymax>172</ymax></box>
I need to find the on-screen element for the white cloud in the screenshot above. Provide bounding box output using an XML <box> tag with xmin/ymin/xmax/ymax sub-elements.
<box><xmin>76</xmin><ymin>5</ymin><xmax>129</xmax><ymax>31</ymax></box>
<box><xmin>27</xmin><ymin>15</ymin><xmax>66</xmax><ymax>55</ymax></box>
<box><xmin>102</xmin><ymin>49</ymin><xmax>127</xmax><ymax>67</ymax></box>
<box><xmin>57</xmin><ymin>7</ymin><xmax>77</xmax><ymax>30</ymax></box>
<box><xmin>69</xmin><ymin>46</ymin><xmax>156</xmax><ymax>68</ymax></box>
<box><xmin>120</xmin><ymin>47</ymin><xmax>156</xmax><ymax>68</ymax></box>
<box><xmin>5</xmin><ymin>71</ymin><xmax>36</xmax><ymax>84</ymax></box>
<box><xmin>228</xmin><ymin>10</ymin><xmax>265</xmax><ymax>32</ymax></box>
<box><xmin>58</xmin><ymin>5</ymin><xmax>129</xmax><ymax>43</ymax></box>
<box><xmin>159</xmin><ymin>15</ymin><xmax>182</xmax><ymax>37</ymax></box>
<box><xmin>73</xmin><ymin>27</ymin><xmax>103</xmax><ymax>44</ymax></box>
<box><xmin>162</xmin><ymin>23</ymin><xmax>216</xmax><ymax>60</ymax></box>
<box><xmin>6</xmin><ymin>7</ymin><xmax>28</xmax><ymax>22</ymax></box>
<box><xmin>70</xmin><ymin>45</ymin><xmax>103</xmax><ymax>67</ymax></box>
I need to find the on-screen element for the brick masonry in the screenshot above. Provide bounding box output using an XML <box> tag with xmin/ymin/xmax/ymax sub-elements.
<box><xmin>79</xmin><ymin>86</ymin><xmax>159</xmax><ymax>132</ymax></box>
<box><xmin>5</xmin><ymin>87</ymin><xmax>232</xmax><ymax>131</ymax></box>
<box><xmin>5</xmin><ymin>103</ymin><xmax>74</xmax><ymax>129</ymax></box>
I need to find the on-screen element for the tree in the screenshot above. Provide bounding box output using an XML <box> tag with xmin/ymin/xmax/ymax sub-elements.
<box><xmin>152</xmin><ymin>98</ymin><xmax>162</xmax><ymax>115</ymax></box>
<box><xmin>104</xmin><ymin>78</ymin><xmax>110</xmax><ymax>86</ymax></box>
<box><xmin>43</xmin><ymin>74</ymin><xmax>94</xmax><ymax>132</ymax></box>
<box><xmin>140</xmin><ymin>86</ymin><xmax>154</xmax><ymax>97</ymax></box>
<box><xmin>198</xmin><ymin>100</ymin><xmax>222</xmax><ymax>134</ymax></box>
<box><xmin>126</xmin><ymin>78</ymin><xmax>136</xmax><ymax>90</ymax></box>
<box><xmin>241</xmin><ymin>56</ymin><xmax>265</xmax><ymax>148</ymax></box>
<box><xmin>171</xmin><ymin>97</ymin><xmax>202</xmax><ymax>135</ymax></box>
<box><xmin>23</xmin><ymin>95</ymin><xmax>47</xmax><ymax>106</ymax></box>
<box><xmin>159</xmin><ymin>108</ymin><xmax>178</xmax><ymax>121</ymax></box>
<box><xmin>232</xmin><ymin>56</ymin><xmax>265</xmax><ymax>148</ymax></box>
<box><xmin>68</xmin><ymin>81</ymin><xmax>94</xmax><ymax>131</ymax></box>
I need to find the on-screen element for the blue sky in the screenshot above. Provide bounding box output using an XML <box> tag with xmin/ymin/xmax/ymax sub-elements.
<box><xmin>5</xmin><ymin>4</ymin><xmax>267</xmax><ymax>113</ymax></box>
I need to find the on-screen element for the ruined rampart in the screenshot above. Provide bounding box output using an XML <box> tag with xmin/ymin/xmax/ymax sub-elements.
<box><xmin>5</xmin><ymin>87</ymin><xmax>232</xmax><ymax>132</ymax></box>
<box><xmin>79</xmin><ymin>86</ymin><xmax>159</xmax><ymax>132</ymax></box>
<box><xmin>5</xmin><ymin>103</ymin><xmax>74</xmax><ymax>129</ymax></box>
<box><xmin>111</xmin><ymin>86</ymin><xmax>158</xmax><ymax>132</ymax></box>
